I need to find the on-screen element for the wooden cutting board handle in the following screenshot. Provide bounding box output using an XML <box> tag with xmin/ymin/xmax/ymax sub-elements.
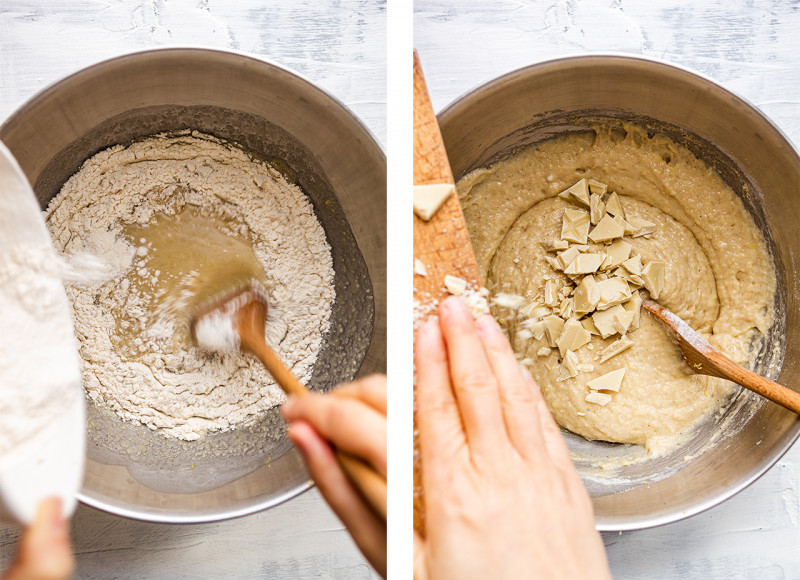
<box><xmin>413</xmin><ymin>50</ymin><xmax>482</xmax><ymax>537</ymax></box>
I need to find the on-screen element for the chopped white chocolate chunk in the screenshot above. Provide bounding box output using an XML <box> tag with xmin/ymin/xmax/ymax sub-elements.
<box><xmin>642</xmin><ymin>260</ymin><xmax>666</xmax><ymax>299</ymax></box>
<box><xmin>612</xmin><ymin>308</ymin><xmax>635</xmax><ymax>335</ymax></box>
<box><xmin>556</xmin><ymin>246</ymin><xmax>580</xmax><ymax>270</ymax></box>
<box><xmin>529</xmin><ymin>320</ymin><xmax>546</xmax><ymax>341</ymax></box>
<box><xmin>577</xmin><ymin>363</ymin><xmax>594</xmax><ymax>373</ymax></box>
<box><xmin>519</xmin><ymin>301</ymin><xmax>543</xmax><ymax>317</ymax></box>
<box><xmin>592</xmin><ymin>305</ymin><xmax>629</xmax><ymax>339</ymax></box>
<box><xmin>556</xmin><ymin>318</ymin><xmax>591</xmax><ymax>357</ymax></box>
<box><xmin>413</xmin><ymin>183</ymin><xmax>455</xmax><ymax>221</ymax></box>
<box><xmin>605</xmin><ymin>192</ymin><xmax>625</xmax><ymax>219</ymax></box>
<box><xmin>543</xmin><ymin>280</ymin><xmax>558</xmax><ymax>307</ymax></box>
<box><xmin>597</xmin><ymin>335</ymin><xmax>634</xmax><ymax>363</ymax></box>
<box><xmin>587</xmin><ymin>368</ymin><xmax>626</xmax><ymax>392</ymax></box>
<box><xmin>414</xmin><ymin>258</ymin><xmax>427</xmax><ymax>277</ymax></box>
<box><xmin>559</xmin><ymin>297</ymin><xmax>574</xmax><ymax>319</ymax></box>
<box><xmin>537</xmin><ymin>347</ymin><xmax>552</xmax><ymax>357</ymax></box>
<box><xmin>558</xmin><ymin>178</ymin><xmax>591</xmax><ymax>207</ymax></box>
<box><xmin>588</xmin><ymin>214</ymin><xmax>625</xmax><ymax>242</ymax></box>
<box><xmin>587</xmin><ymin>179</ymin><xmax>608</xmax><ymax>196</ymax></box>
<box><xmin>624</xmin><ymin>292</ymin><xmax>643</xmax><ymax>329</ymax></box>
<box><xmin>444</xmin><ymin>275</ymin><xmax>468</xmax><ymax>296</ymax></box>
<box><xmin>613</xmin><ymin>213</ymin><xmax>635</xmax><ymax>236</ymax></box>
<box><xmin>564</xmin><ymin>253</ymin><xmax>605</xmax><ymax>275</ymax></box>
<box><xmin>573</xmin><ymin>275</ymin><xmax>599</xmax><ymax>314</ymax></box>
<box><xmin>621</xmin><ymin>255</ymin><xmax>643</xmax><ymax>276</ymax></box>
<box><xmin>558</xmin><ymin>349</ymin><xmax>580</xmax><ymax>381</ymax></box>
<box><xmin>581</xmin><ymin>317</ymin><xmax>600</xmax><ymax>335</ymax></box>
<box><xmin>493</xmin><ymin>293</ymin><xmax>527</xmax><ymax>310</ymax></box>
<box><xmin>543</xmin><ymin>239</ymin><xmax>569</xmax><ymax>251</ymax></box>
<box><xmin>545</xmin><ymin>256</ymin><xmax>562</xmax><ymax>270</ymax></box>
<box><xmin>542</xmin><ymin>315</ymin><xmax>565</xmax><ymax>348</ymax></box>
<box><xmin>516</xmin><ymin>329</ymin><xmax>533</xmax><ymax>341</ymax></box>
<box><xmin>605</xmin><ymin>239</ymin><xmax>633</xmax><ymax>268</ymax></box>
<box><xmin>592</xmin><ymin>277</ymin><xmax>632</xmax><ymax>310</ymax></box>
<box><xmin>589</xmin><ymin>193</ymin><xmax>605</xmax><ymax>225</ymax></box>
<box><xmin>627</xmin><ymin>215</ymin><xmax>657</xmax><ymax>237</ymax></box>
<box><xmin>561</xmin><ymin>208</ymin><xmax>591</xmax><ymax>244</ymax></box>
<box><xmin>585</xmin><ymin>391</ymin><xmax>613</xmax><ymax>406</ymax></box>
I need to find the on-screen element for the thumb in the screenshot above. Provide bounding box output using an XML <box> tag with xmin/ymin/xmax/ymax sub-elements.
<box><xmin>2</xmin><ymin>498</ymin><xmax>75</xmax><ymax>580</ymax></box>
<box><xmin>413</xmin><ymin>530</ymin><xmax>429</xmax><ymax>580</ymax></box>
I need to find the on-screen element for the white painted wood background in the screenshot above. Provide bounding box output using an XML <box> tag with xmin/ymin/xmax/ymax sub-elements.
<box><xmin>0</xmin><ymin>1</ymin><xmax>385</xmax><ymax>579</ymax></box>
<box><xmin>416</xmin><ymin>1</ymin><xmax>800</xmax><ymax>579</ymax></box>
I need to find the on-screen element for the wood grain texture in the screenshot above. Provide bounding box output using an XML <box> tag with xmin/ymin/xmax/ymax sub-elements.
<box><xmin>0</xmin><ymin>1</ymin><xmax>385</xmax><ymax>579</ymax></box>
<box><xmin>412</xmin><ymin>52</ymin><xmax>481</xmax><ymax>536</ymax></box>
<box><xmin>415</xmin><ymin>1</ymin><xmax>800</xmax><ymax>578</ymax></box>
<box><xmin>644</xmin><ymin>299</ymin><xmax>800</xmax><ymax>415</ymax></box>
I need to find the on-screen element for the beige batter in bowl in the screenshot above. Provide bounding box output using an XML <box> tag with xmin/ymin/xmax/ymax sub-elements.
<box><xmin>438</xmin><ymin>54</ymin><xmax>799</xmax><ymax>530</ymax></box>
<box><xmin>0</xmin><ymin>48</ymin><xmax>386</xmax><ymax>523</ymax></box>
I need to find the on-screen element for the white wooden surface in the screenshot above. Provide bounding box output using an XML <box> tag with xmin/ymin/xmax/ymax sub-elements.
<box><xmin>0</xmin><ymin>1</ymin><xmax>385</xmax><ymax>579</ymax></box>
<box><xmin>416</xmin><ymin>1</ymin><xmax>800</xmax><ymax>578</ymax></box>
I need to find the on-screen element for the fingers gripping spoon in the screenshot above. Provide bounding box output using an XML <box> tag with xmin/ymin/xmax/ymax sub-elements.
<box><xmin>190</xmin><ymin>283</ymin><xmax>387</xmax><ymax>519</ymax></box>
<box><xmin>0</xmin><ymin>141</ymin><xmax>85</xmax><ymax>525</ymax></box>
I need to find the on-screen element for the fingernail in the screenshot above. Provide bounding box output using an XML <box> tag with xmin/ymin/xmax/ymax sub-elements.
<box><xmin>475</xmin><ymin>314</ymin><xmax>501</xmax><ymax>335</ymax></box>
<box><xmin>281</xmin><ymin>397</ymin><xmax>297</xmax><ymax>418</ymax></box>
<box><xmin>441</xmin><ymin>295</ymin><xmax>469</xmax><ymax>320</ymax></box>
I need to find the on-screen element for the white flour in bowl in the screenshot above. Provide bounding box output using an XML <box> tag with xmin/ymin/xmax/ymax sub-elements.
<box><xmin>45</xmin><ymin>131</ymin><xmax>335</xmax><ymax>441</ymax></box>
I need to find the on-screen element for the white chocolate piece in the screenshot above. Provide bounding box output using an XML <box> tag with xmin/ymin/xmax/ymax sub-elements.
<box><xmin>621</xmin><ymin>255</ymin><xmax>643</xmax><ymax>276</ymax></box>
<box><xmin>444</xmin><ymin>275</ymin><xmax>467</xmax><ymax>296</ymax></box>
<box><xmin>642</xmin><ymin>260</ymin><xmax>666</xmax><ymax>299</ymax></box>
<box><xmin>543</xmin><ymin>279</ymin><xmax>558</xmax><ymax>307</ymax></box>
<box><xmin>587</xmin><ymin>179</ymin><xmax>608</xmax><ymax>196</ymax></box>
<box><xmin>556</xmin><ymin>317</ymin><xmax>591</xmax><ymax>357</ymax></box>
<box><xmin>537</xmin><ymin>347</ymin><xmax>552</xmax><ymax>356</ymax></box>
<box><xmin>605</xmin><ymin>192</ymin><xmax>625</xmax><ymax>219</ymax></box>
<box><xmin>627</xmin><ymin>215</ymin><xmax>657</xmax><ymax>237</ymax></box>
<box><xmin>557</xmin><ymin>246</ymin><xmax>581</xmax><ymax>270</ymax></box>
<box><xmin>588</xmin><ymin>214</ymin><xmax>625</xmax><ymax>242</ymax></box>
<box><xmin>598</xmin><ymin>335</ymin><xmax>634</xmax><ymax>363</ymax></box>
<box><xmin>624</xmin><ymin>292</ymin><xmax>643</xmax><ymax>329</ymax></box>
<box><xmin>543</xmin><ymin>239</ymin><xmax>569</xmax><ymax>251</ymax></box>
<box><xmin>587</xmin><ymin>368</ymin><xmax>626</xmax><ymax>392</ymax></box>
<box><xmin>413</xmin><ymin>183</ymin><xmax>455</xmax><ymax>221</ymax></box>
<box><xmin>589</xmin><ymin>193</ymin><xmax>606</xmax><ymax>225</ymax></box>
<box><xmin>564</xmin><ymin>253</ymin><xmax>605</xmax><ymax>275</ymax></box>
<box><xmin>414</xmin><ymin>258</ymin><xmax>427</xmax><ymax>277</ymax></box>
<box><xmin>543</xmin><ymin>315</ymin><xmax>565</xmax><ymax>348</ymax></box>
<box><xmin>605</xmin><ymin>239</ymin><xmax>633</xmax><ymax>268</ymax></box>
<box><xmin>493</xmin><ymin>293</ymin><xmax>527</xmax><ymax>310</ymax></box>
<box><xmin>581</xmin><ymin>317</ymin><xmax>600</xmax><ymax>335</ymax></box>
<box><xmin>559</xmin><ymin>297</ymin><xmax>574</xmax><ymax>319</ymax></box>
<box><xmin>573</xmin><ymin>275</ymin><xmax>599</xmax><ymax>314</ymax></box>
<box><xmin>592</xmin><ymin>304</ymin><xmax>628</xmax><ymax>339</ymax></box>
<box><xmin>592</xmin><ymin>277</ymin><xmax>632</xmax><ymax>310</ymax></box>
<box><xmin>558</xmin><ymin>178</ymin><xmax>591</xmax><ymax>207</ymax></box>
<box><xmin>585</xmin><ymin>391</ymin><xmax>613</xmax><ymax>406</ymax></box>
<box><xmin>613</xmin><ymin>213</ymin><xmax>635</xmax><ymax>236</ymax></box>
<box><xmin>559</xmin><ymin>349</ymin><xmax>580</xmax><ymax>380</ymax></box>
<box><xmin>561</xmin><ymin>208</ymin><xmax>591</xmax><ymax>244</ymax></box>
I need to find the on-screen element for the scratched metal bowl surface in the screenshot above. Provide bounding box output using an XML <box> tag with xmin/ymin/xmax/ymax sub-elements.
<box><xmin>0</xmin><ymin>48</ymin><xmax>386</xmax><ymax>523</ymax></box>
<box><xmin>438</xmin><ymin>54</ymin><xmax>800</xmax><ymax>531</ymax></box>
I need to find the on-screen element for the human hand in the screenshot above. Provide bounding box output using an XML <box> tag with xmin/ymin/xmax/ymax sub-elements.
<box><xmin>281</xmin><ymin>375</ymin><xmax>387</xmax><ymax>578</ymax></box>
<box><xmin>414</xmin><ymin>296</ymin><xmax>611</xmax><ymax>580</ymax></box>
<box><xmin>2</xmin><ymin>497</ymin><xmax>74</xmax><ymax>580</ymax></box>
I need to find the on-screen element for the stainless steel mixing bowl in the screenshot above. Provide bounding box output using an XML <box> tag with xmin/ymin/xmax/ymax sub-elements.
<box><xmin>438</xmin><ymin>54</ymin><xmax>800</xmax><ymax>530</ymax></box>
<box><xmin>0</xmin><ymin>48</ymin><xmax>386</xmax><ymax>522</ymax></box>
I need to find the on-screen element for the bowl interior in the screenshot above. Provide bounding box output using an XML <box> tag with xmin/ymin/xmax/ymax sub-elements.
<box><xmin>439</xmin><ymin>55</ymin><xmax>800</xmax><ymax>530</ymax></box>
<box><xmin>0</xmin><ymin>49</ymin><xmax>386</xmax><ymax>522</ymax></box>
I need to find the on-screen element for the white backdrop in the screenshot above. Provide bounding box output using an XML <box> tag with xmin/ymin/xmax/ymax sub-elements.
<box><xmin>416</xmin><ymin>1</ymin><xmax>800</xmax><ymax>578</ymax></box>
<box><xmin>0</xmin><ymin>1</ymin><xmax>385</xmax><ymax>579</ymax></box>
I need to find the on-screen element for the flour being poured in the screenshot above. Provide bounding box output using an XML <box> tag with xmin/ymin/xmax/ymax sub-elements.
<box><xmin>45</xmin><ymin>131</ymin><xmax>335</xmax><ymax>441</ymax></box>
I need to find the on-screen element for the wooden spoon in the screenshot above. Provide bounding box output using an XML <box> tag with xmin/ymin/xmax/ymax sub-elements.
<box><xmin>642</xmin><ymin>299</ymin><xmax>800</xmax><ymax>414</ymax></box>
<box><xmin>190</xmin><ymin>283</ymin><xmax>387</xmax><ymax>519</ymax></box>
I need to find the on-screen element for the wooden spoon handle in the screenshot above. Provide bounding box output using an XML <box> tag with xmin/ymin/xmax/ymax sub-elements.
<box><xmin>250</xmin><ymin>339</ymin><xmax>387</xmax><ymax>518</ymax></box>
<box><xmin>248</xmin><ymin>339</ymin><xmax>309</xmax><ymax>398</ymax></box>
<box><xmin>703</xmin><ymin>348</ymin><xmax>800</xmax><ymax>415</ymax></box>
<box><xmin>336</xmin><ymin>451</ymin><xmax>388</xmax><ymax>520</ymax></box>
